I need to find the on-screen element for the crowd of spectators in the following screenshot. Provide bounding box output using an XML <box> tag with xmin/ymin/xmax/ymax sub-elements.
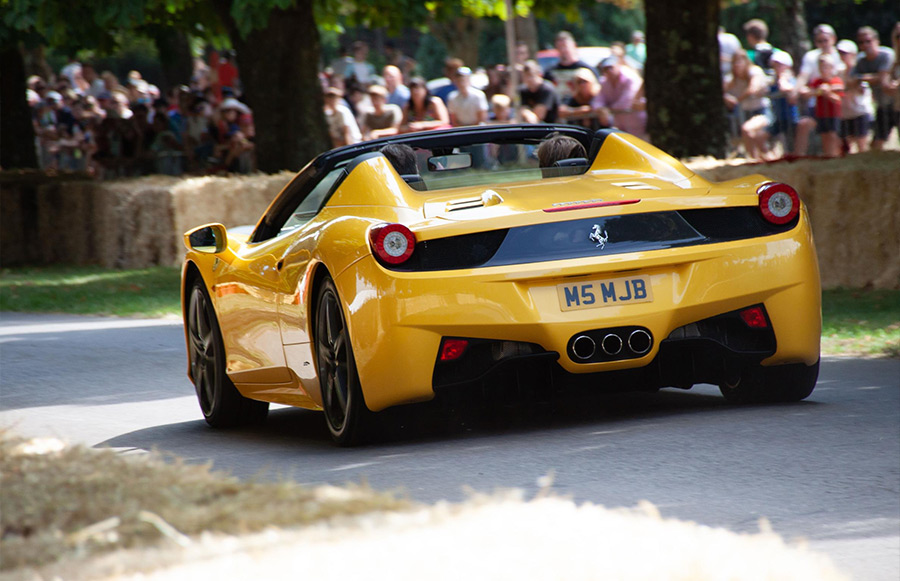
<box><xmin>29</xmin><ymin>50</ymin><xmax>254</xmax><ymax>177</ymax></box>
<box><xmin>28</xmin><ymin>21</ymin><xmax>900</xmax><ymax>176</ymax></box>
<box><xmin>720</xmin><ymin>21</ymin><xmax>900</xmax><ymax>158</ymax></box>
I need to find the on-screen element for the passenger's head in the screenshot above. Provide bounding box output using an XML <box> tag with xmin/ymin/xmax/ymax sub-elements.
<box><xmin>536</xmin><ymin>135</ymin><xmax>586</xmax><ymax>168</ymax></box>
<box><xmin>380</xmin><ymin>143</ymin><xmax>418</xmax><ymax>176</ymax></box>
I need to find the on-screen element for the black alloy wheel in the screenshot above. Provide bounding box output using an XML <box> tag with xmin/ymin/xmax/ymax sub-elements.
<box><xmin>186</xmin><ymin>278</ymin><xmax>268</xmax><ymax>427</ymax></box>
<box><xmin>315</xmin><ymin>277</ymin><xmax>370</xmax><ymax>445</ymax></box>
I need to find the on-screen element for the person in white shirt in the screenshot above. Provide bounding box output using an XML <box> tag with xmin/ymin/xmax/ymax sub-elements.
<box><xmin>799</xmin><ymin>24</ymin><xmax>846</xmax><ymax>86</ymax></box>
<box><xmin>447</xmin><ymin>67</ymin><xmax>489</xmax><ymax>127</ymax></box>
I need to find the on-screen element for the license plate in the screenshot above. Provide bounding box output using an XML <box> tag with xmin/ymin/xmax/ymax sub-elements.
<box><xmin>557</xmin><ymin>275</ymin><xmax>653</xmax><ymax>312</ymax></box>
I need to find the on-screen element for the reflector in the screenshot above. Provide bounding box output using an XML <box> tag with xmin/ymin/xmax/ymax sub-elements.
<box><xmin>739</xmin><ymin>306</ymin><xmax>769</xmax><ymax>328</ymax></box>
<box><xmin>439</xmin><ymin>338</ymin><xmax>469</xmax><ymax>361</ymax></box>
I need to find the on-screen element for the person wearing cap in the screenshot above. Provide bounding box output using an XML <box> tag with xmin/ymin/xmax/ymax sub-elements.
<box><xmin>594</xmin><ymin>55</ymin><xmax>646</xmax><ymax>139</ymax></box>
<box><xmin>433</xmin><ymin>57</ymin><xmax>465</xmax><ymax>105</ymax></box>
<box><xmin>767</xmin><ymin>50</ymin><xmax>814</xmax><ymax>157</ymax></box>
<box><xmin>323</xmin><ymin>86</ymin><xmax>361</xmax><ymax>148</ymax></box>
<box><xmin>447</xmin><ymin>66</ymin><xmax>489</xmax><ymax>127</ymax></box>
<box><xmin>545</xmin><ymin>31</ymin><xmax>599</xmax><ymax>101</ymax></box>
<box><xmin>854</xmin><ymin>26</ymin><xmax>896</xmax><ymax>150</ymax></box>
<box><xmin>558</xmin><ymin>67</ymin><xmax>605</xmax><ymax>132</ymax></box>
<box><xmin>837</xmin><ymin>40</ymin><xmax>874</xmax><ymax>153</ymax></box>
<box><xmin>360</xmin><ymin>84</ymin><xmax>403</xmax><ymax>140</ymax></box>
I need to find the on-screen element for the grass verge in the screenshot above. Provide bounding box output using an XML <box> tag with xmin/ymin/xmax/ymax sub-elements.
<box><xmin>821</xmin><ymin>288</ymin><xmax>900</xmax><ymax>358</ymax></box>
<box><xmin>1</xmin><ymin>266</ymin><xmax>898</xmax><ymax>358</ymax></box>
<box><xmin>0</xmin><ymin>266</ymin><xmax>181</xmax><ymax>318</ymax></box>
<box><xmin>0</xmin><ymin>431</ymin><xmax>408</xmax><ymax>571</ymax></box>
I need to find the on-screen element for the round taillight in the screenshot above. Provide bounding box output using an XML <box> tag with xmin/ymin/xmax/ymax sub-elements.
<box><xmin>758</xmin><ymin>182</ymin><xmax>800</xmax><ymax>225</ymax></box>
<box><xmin>369</xmin><ymin>223</ymin><xmax>416</xmax><ymax>265</ymax></box>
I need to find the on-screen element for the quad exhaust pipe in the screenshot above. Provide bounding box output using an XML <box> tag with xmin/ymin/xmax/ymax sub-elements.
<box><xmin>569</xmin><ymin>327</ymin><xmax>653</xmax><ymax>362</ymax></box>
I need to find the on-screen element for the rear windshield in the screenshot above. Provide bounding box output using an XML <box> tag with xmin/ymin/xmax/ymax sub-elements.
<box><xmin>402</xmin><ymin>139</ymin><xmax>588</xmax><ymax>191</ymax></box>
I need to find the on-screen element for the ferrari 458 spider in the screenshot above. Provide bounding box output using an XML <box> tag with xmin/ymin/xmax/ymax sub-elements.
<box><xmin>182</xmin><ymin>125</ymin><xmax>820</xmax><ymax>445</ymax></box>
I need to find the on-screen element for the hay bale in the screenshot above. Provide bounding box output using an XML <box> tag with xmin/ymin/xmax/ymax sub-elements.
<box><xmin>170</xmin><ymin>172</ymin><xmax>293</xmax><ymax>257</ymax></box>
<box><xmin>688</xmin><ymin>152</ymin><xmax>900</xmax><ymax>290</ymax></box>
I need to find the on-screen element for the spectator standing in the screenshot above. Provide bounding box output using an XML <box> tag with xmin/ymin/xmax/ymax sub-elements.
<box><xmin>346</xmin><ymin>41</ymin><xmax>376</xmax><ymax>85</ymax></box>
<box><xmin>401</xmin><ymin>77</ymin><xmax>450</xmax><ymax>132</ymax></box>
<box><xmin>891</xmin><ymin>23</ymin><xmax>900</xmax><ymax>138</ymax></box>
<box><xmin>519</xmin><ymin>60</ymin><xmax>559</xmax><ymax>123</ymax></box>
<box><xmin>323</xmin><ymin>87</ymin><xmax>361</xmax><ymax>147</ymax></box>
<box><xmin>805</xmin><ymin>54</ymin><xmax>844</xmax><ymax>157</ymax></box>
<box><xmin>545</xmin><ymin>31</ymin><xmax>599</xmax><ymax>101</ymax></box>
<box><xmin>719</xmin><ymin>26</ymin><xmax>742</xmax><ymax>77</ymax></box>
<box><xmin>81</xmin><ymin>63</ymin><xmax>106</xmax><ymax>99</ymax></box>
<box><xmin>447</xmin><ymin>67</ymin><xmax>489</xmax><ymax>127</ymax></box>
<box><xmin>595</xmin><ymin>56</ymin><xmax>646</xmax><ymax>139</ymax></box>
<box><xmin>837</xmin><ymin>40</ymin><xmax>873</xmax><ymax>153</ymax></box>
<box><xmin>767</xmin><ymin>50</ymin><xmax>812</xmax><ymax>156</ymax></box>
<box><xmin>854</xmin><ymin>26</ymin><xmax>896</xmax><ymax>150</ymax></box>
<box><xmin>433</xmin><ymin>58</ymin><xmax>465</xmax><ymax>105</ymax></box>
<box><xmin>382</xmin><ymin>65</ymin><xmax>410</xmax><ymax>109</ymax></box>
<box><xmin>626</xmin><ymin>31</ymin><xmax>646</xmax><ymax>69</ymax></box>
<box><xmin>799</xmin><ymin>24</ymin><xmax>845</xmax><ymax>85</ymax></box>
<box><xmin>360</xmin><ymin>85</ymin><xmax>402</xmax><ymax>140</ymax></box>
<box><xmin>215</xmin><ymin>51</ymin><xmax>240</xmax><ymax>98</ymax></box>
<box><xmin>743</xmin><ymin>19</ymin><xmax>775</xmax><ymax>71</ymax></box>
<box><xmin>724</xmin><ymin>50</ymin><xmax>773</xmax><ymax>159</ymax></box>
<box><xmin>383</xmin><ymin>40</ymin><xmax>417</xmax><ymax>81</ymax></box>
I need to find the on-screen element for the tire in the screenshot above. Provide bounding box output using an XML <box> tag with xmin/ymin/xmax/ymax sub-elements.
<box><xmin>719</xmin><ymin>359</ymin><xmax>819</xmax><ymax>404</ymax></box>
<box><xmin>186</xmin><ymin>278</ymin><xmax>269</xmax><ymax>427</ymax></box>
<box><xmin>315</xmin><ymin>277</ymin><xmax>371</xmax><ymax>446</ymax></box>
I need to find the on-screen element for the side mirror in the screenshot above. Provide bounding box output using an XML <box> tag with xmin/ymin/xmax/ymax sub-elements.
<box><xmin>184</xmin><ymin>223</ymin><xmax>227</xmax><ymax>254</ymax></box>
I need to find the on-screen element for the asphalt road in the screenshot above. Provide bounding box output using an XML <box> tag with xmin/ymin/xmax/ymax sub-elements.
<box><xmin>1</xmin><ymin>312</ymin><xmax>898</xmax><ymax>579</ymax></box>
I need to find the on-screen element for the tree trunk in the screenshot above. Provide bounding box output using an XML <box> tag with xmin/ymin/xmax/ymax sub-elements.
<box><xmin>152</xmin><ymin>28</ymin><xmax>194</xmax><ymax>94</ymax></box>
<box><xmin>431</xmin><ymin>16</ymin><xmax>482</xmax><ymax>69</ymax></box>
<box><xmin>772</xmin><ymin>0</ymin><xmax>809</xmax><ymax>75</ymax></box>
<box><xmin>1</xmin><ymin>44</ymin><xmax>38</xmax><ymax>169</ymax></box>
<box><xmin>644</xmin><ymin>0</ymin><xmax>725</xmax><ymax>158</ymax></box>
<box><xmin>214</xmin><ymin>0</ymin><xmax>330</xmax><ymax>173</ymax></box>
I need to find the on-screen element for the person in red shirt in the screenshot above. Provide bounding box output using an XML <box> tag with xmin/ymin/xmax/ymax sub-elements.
<box><xmin>805</xmin><ymin>54</ymin><xmax>844</xmax><ymax>156</ymax></box>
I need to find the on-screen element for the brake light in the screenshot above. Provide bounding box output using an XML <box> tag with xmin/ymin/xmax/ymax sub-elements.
<box><xmin>739</xmin><ymin>305</ymin><xmax>769</xmax><ymax>328</ymax></box>
<box><xmin>369</xmin><ymin>223</ymin><xmax>416</xmax><ymax>265</ymax></box>
<box><xmin>757</xmin><ymin>182</ymin><xmax>800</xmax><ymax>225</ymax></box>
<box><xmin>439</xmin><ymin>338</ymin><xmax>469</xmax><ymax>361</ymax></box>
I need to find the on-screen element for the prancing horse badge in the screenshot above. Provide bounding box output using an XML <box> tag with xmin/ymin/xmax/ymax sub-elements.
<box><xmin>589</xmin><ymin>224</ymin><xmax>609</xmax><ymax>249</ymax></box>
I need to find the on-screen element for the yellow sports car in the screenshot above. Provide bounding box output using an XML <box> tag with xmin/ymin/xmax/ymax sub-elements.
<box><xmin>182</xmin><ymin>125</ymin><xmax>820</xmax><ymax>445</ymax></box>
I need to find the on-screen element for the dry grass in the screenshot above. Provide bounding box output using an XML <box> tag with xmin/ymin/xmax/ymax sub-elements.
<box><xmin>0</xmin><ymin>431</ymin><xmax>408</xmax><ymax>572</ymax></box>
<box><xmin>0</xmin><ymin>432</ymin><xmax>850</xmax><ymax>581</ymax></box>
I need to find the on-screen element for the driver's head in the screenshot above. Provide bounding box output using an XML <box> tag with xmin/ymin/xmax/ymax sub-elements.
<box><xmin>380</xmin><ymin>143</ymin><xmax>418</xmax><ymax>176</ymax></box>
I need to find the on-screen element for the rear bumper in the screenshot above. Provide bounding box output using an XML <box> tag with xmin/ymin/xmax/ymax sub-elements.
<box><xmin>336</xmin><ymin>210</ymin><xmax>820</xmax><ymax>411</ymax></box>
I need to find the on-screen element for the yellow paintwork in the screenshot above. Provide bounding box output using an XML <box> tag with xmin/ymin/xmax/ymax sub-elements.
<box><xmin>182</xmin><ymin>131</ymin><xmax>821</xmax><ymax>413</ymax></box>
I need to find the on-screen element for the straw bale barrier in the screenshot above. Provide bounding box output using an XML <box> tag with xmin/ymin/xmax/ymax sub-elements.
<box><xmin>687</xmin><ymin>151</ymin><xmax>900</xmax><ymax>290</ymax></box>
<box><xmin>2</xmin><ymin>152</ymin><xmax>897</xmax><ymax>289</ymax></box>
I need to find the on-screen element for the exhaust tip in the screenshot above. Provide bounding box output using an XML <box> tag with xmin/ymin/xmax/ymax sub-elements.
<box><xmin>572</xmin><ymin>335</ymin><xmax>596</xmax><ymax>360</ymax></box>
<box><xmin>628</xmin><ymin>329</ymin><xmax>652</xmax><ymax>355</ymax></box>
<box><xmin>601</xmin><ymin>333</ymin><xmax>623</xmax><ymax>356</ymax></box>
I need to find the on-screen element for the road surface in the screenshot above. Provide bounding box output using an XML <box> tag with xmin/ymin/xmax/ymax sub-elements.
<box><xmin>1</xmin><ymin>312</ymin><xmax>898</xmax><ymax>579</ymax></box>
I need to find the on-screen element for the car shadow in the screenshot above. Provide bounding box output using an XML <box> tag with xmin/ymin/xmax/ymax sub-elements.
<box><xmin>100</xmin><ymin>385</ymin><xmax>820</xmax><ymax>475</ymax></box>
